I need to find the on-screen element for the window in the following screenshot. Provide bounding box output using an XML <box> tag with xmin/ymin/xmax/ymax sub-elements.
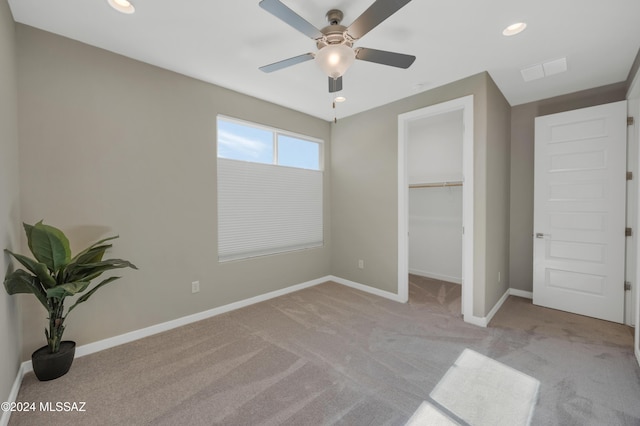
<box><xmin>216</xmin><ymin>116</ymin><xmax>323</xmax><ymax>262</ymax></box>
<box><xmin>217</xmin><ymin>117</ymin><xmax>321</xmax><ymax>170</ymax></box>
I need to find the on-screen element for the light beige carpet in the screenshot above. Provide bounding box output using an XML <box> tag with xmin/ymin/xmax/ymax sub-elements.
<box><xmin>8</xmin><ymin>276</ymin><xmax>640</xmax><ymax>425</ymax></box>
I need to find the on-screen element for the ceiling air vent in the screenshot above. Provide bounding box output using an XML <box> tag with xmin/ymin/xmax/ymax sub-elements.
<box><xmin>521</xmin><ymin>57</ymin><xmax>567</xmax><ymax>82</ymax></box>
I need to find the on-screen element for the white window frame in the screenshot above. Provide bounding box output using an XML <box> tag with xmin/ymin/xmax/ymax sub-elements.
<box><xmin>217</xmin><ymin>115</ymin><xmax>324</xmax><ymax>171</ymax></box>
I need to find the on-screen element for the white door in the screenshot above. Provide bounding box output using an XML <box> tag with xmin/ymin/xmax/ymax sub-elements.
<box><xmin>533</xmin><ymin>100</ymin><xmax>627</xmax><ymax>323</ymax></box>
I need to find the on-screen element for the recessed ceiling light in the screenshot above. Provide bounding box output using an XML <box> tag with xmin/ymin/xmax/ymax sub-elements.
<box><xmin>334</xmin><ymin>96</ymin><xmax>346</xmax><ymax>103</ymax></box>
<box><xmin>108</xmin><ymin>0</ymin><xmax>135</xmax><ymax>14</ymax></box>
<box><xmin>502</xmin><ymin>22</ymin><xmax>527</xmax><ymax>36</ymax></box>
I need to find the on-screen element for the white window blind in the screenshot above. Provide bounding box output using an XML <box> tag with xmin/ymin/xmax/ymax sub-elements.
<box><xmin>217</xmin><ymin>158</ymin><xmax>323</xmax><ymax>262</ymax></box>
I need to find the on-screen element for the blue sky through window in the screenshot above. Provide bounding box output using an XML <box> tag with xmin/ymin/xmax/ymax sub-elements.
<box><xmin>217</xmin><ymin>120</ymin><xmax>273</xmax><ymax>164</ymax></box>
<box><xmin>278</xmin><ymin>135</ymin><xmax>319</xmax><ymax>170</ymax></box>
<box><xmin>217</xmin><ymin>117</ymin><xmax>320</xmax><ymax>171</ymax></box>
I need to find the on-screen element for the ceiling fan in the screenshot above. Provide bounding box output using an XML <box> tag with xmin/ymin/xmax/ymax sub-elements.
<box><xmin>258</xmin><ymin>0</ymin><xmax>416</xmax><ymax>93</ymax></box>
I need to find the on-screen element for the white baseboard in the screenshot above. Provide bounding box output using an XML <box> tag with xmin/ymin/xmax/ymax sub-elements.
<box><xmin>1</xmin><ymin>363</ymin><xmax>28</xmax><ymax>426</ymax></box>
<box><xmin>486</xmin><ymin>289</ymin><xmax>510</xmax><ymax>325</ymax></box>
<box><xmin>10</xmin><ymin>275</ymin><xmax>404</xmax><ymax>407</ymax></box>
<box><xmin>19</xmin><ymin>276</ymin><xmax>330</xmax><ymax>375</ymax></box>
<box><xmin>329</xmin><ymin>276</ymin><xmax>406</xmax><ymax>303</ymax></box>
<box><xmin>2</xmin><ymin>275</ymin><xmax>412</xmax><ymax>419</ymax></box>
<box><xmin>464</xmin><ymin>288</ymin><xmax>510</xmax><ymax>328</ymax></box>
<box><xmin>463</xmin><ymin>314</ymin><xmax>488</xmax><ymax>327</ymax></box>
<box><xmin>469</xmin><ymin>288</ymin><xmax>529</xmax><ymax>328</ymax></box>
<box><xmin>408</xmin><ymin>269</ymin><xmax>462</xmax><ymax>285</ymax></box>
<box><xmin>509</xmin><ymin>289</ymin><xmax>533</xmax><ymax>299</ymax></box>
<box><xmin>0</xmin><ymin>271</ymin><xmax>410</xmax><ymax>426</ymax></box>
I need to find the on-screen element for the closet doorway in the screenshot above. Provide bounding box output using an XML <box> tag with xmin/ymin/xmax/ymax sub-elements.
<box><xmin>398</xmin><ymin>95</ymin><xmax>475</xmax><ymax>323</ymax></box>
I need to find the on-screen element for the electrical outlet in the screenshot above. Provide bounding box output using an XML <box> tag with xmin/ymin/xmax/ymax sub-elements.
<box><xmin>358</xmin><ymin>259</ymin><xmax>364</xmax><ymax>269</ymax></box>
<box><xmin>191</xmin><ymin>281</ymin><xmax>200</xmax><ymax>294</ymax></box>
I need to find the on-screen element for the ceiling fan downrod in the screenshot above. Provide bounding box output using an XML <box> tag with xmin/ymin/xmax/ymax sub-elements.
<box><xmin>325</xmin><ymin>9</ymin><xmax>343</xmax><ymax>26</ymax></box>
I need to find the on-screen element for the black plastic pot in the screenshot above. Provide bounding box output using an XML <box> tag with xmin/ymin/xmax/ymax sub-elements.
<box><xmin>31</xmin><ymin>341</ymin><xmax>76</xmax><ymax>381</ymax></box>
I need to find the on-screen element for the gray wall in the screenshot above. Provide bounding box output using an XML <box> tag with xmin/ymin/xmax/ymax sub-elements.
<box><xmin>16</xmin><ymin>25</ymin><xmax>331</xmax><ymax>359</ymax></box>
<box><xmin>0</xmin><ymin>0</ymin><xmax>22</xmax><ymax>405</ymax></box>
<box><xmin>331</xmin><ymin>72</ymin><xmax>511</xmax><ymax>317</ymax></box>
<box><xmin>484</xmin><ymin>75</ymin><xmax>512</xmax><ymax>311</ymax></box>
<box><xmin>509</xmin><ymin>82</ymin><xmax>627</xmax><ymax>292</ymax></box>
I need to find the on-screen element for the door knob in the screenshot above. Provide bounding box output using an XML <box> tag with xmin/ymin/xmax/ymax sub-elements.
<box><xmin>535</xmin><ymin>232</ymin><xmax>546</xmax><ymax>238</ymax></box>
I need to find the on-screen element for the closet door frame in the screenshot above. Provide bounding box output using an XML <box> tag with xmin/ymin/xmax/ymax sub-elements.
<box><xmin>398</xmin><ymin>95</ymin><xmax>477</xmax><ymax>324</ymax></box>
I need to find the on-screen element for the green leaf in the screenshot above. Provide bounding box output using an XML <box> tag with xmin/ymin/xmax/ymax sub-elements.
<box><xmin>64</xmin><ymin>245</ymin><xmax>111</xmax><ymax>282</ymax></box>
<box><xmin>3</xmin><ymin>269</ymin><xmax>48</xmax><ymax>309</ymax></box>
<box><xmin>73</xmin><ymin>244</ymin><xmax>110</xmax><ymax>265</ymax></box>
<box><xmin>68</xmin><ymin>259</ymin><xmax>138</xmax><ymax>280</ymax></box>
<box><xmin>70</xmin><ymin>236</ymin><xmax>119</xmax><ymax>263</ymax></box>
<box><xmin>26</xmin><ymin>222</ymin><xmax>71</xmax><ymax>273</ymax></box>
<box><xmin>23</xmin><ymin>222</ymin><xmax>35</xmax><ymax>242</ymax></box>
<box><xmin>46</xmin><ymin>281</ymin><xmax>91</xmax><ymax>299</ymax></box>
<box><xmin>67</xmin><ymin>276</ymin><xmax>121</xmax><ymax>315</ymax></box>
<box><xmin>4</xmin><ymin>249</ymin><xmax>57</xmax><ymax>288</ymax></box>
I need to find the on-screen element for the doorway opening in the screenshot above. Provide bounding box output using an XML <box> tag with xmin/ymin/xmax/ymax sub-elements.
<box><xmin>398</xmin><ymin>95</ymin><xmax>476</xmax><ymax>323</ymax></box>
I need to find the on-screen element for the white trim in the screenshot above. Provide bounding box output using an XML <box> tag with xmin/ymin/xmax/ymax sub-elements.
<box><xmin>217</xmin><ymin>114</ymin><xmax>325</xmax><ymax>150</ymax></box>
<box><xmin>509</xmin><ymin>289</ymin><xmax>533</xmax><ymax>299</ymax></box>
<box><xmin>19</xmin><ymin>276</ymin><xmax>329</xmax><ymax>374</ymax></box>
<box><xmin>15</xmin><ymin>276</ymin><xmax>403</xmax><ymax>378</ymax></box>
<box><xmin>630</xmin><ymin>74</ymin><xmax>640</xmax><ymax>365</ymax></box>
<box><xmin>329</xmin><ymin>276</ymin><xmax>406</xmax><ymax>303</ymax></box>
<box><xmin>624</xmin><ymin>96</ymin><xmax>639</xmax><ymax>326</ymax></box>
<box><xmin>0</xmin><ymin>363</ymin><xmax>27</xmax><ymax>426</ymax></box>
<box><xmin>409</xmin><ymin>269</ymin><xmax>462</xmax><ymax>285</ymax></box>
<box><xmin>216</xmin><ymin>114</ymin><xmax>325</xmax><ymax>173</ymax></box>
<box><xmin>463</xmin><ymin>315</ymin><xmax>488</xmax><ymax>327</ymax></box>
<box><xmin>398</xmin><ymin>95</ymin><xmax>475</xmax><ymax>320</ymax></box>
<box><xmin>398</xmin><ymin>111</ymin><xmax>410</xmax><ymax>303</ymax></box>
<box><xmin>488</xmin><ymin>289</ymin><xmax>513</xmax><ymax>323</ymax></box>
<box><xmin>464</xmin><ymin>288</ymin><xmax>511</xmax><ymax>327</ymax></box>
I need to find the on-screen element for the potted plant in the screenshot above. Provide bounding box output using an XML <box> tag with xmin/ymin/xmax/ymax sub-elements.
<box><xmin>3</xmin><ymin>221</ymin><xmax>137</xmax><ymax>381</ymax></box>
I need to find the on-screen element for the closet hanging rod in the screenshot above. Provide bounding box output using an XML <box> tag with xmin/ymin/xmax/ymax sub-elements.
<box><xmin>409</xmin><ymin>181</ymin><xmax>463</xmax><ymax>189</ymax></box>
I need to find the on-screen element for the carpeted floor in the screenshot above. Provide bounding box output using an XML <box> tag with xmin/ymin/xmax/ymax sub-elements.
<box><xmin>8</xmin><ymin>276</ymin><xmax>640</xmax><ymax>425</ymax></box>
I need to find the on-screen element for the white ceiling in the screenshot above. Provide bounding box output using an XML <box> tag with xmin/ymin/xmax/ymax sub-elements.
<box><xmin>8</xmin><ymin>0</ymin><xmax>640</xmax><ymax>121</ymax></box>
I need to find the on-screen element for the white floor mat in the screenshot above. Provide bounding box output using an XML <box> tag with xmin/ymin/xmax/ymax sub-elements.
<box><xmin>428</xmin><ymin>348</ymin><xmax>539</xmax><ymax>425</ymax></box>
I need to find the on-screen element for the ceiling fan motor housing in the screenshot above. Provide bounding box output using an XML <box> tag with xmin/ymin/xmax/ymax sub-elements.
<box><xmin>316</xmin><ymin>10</ymin><xmax>353</xmax><ymax>50</ymax></box>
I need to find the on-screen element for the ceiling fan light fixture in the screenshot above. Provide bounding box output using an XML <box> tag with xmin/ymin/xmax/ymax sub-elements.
<box><xmin>315</xmin><ymin>43</ymin><xmax>356</xmax><ymax>79</ymax></box>
<box><xmin>108</xmin><ymin>0</ymin><xmax>135</xmax><ymax>14</ymax></box>
<box><xmin>502</xmin><ymin>22</ymin><xmax>527</xmax><ymax>36</ymax></box>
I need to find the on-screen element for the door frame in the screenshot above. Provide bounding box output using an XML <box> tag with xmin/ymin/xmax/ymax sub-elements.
<box><xmin>626</xmin><ymin>97</ymin><xmax>639</xmax><ymax>327</ymax></box>
<box><xmin>398</xmin><ymin>95</ymin><xmax>475</xmax><ymax>322</ymax></box>
<box><xmin>628</xmin><ymin>66</ymin><xmax>640</xmax><ymax>366</ymax></box>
